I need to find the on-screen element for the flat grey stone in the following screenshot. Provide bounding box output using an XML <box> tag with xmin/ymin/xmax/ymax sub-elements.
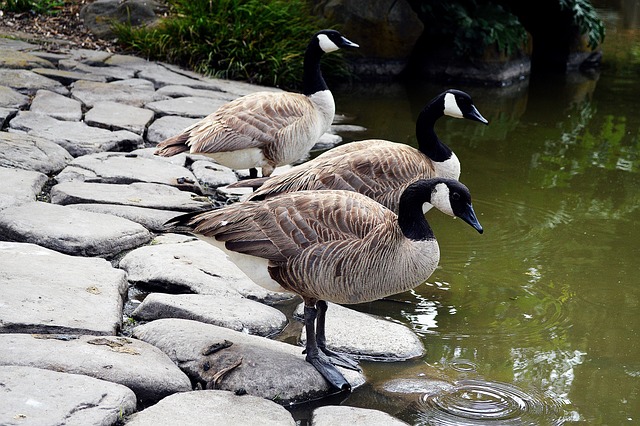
<box><xmin>32</xmin><ymin>67</ymin><xmax>107</xmax><ymax>85</ymax></box>
<box><xmin>104</xmin><ymin>53</ymin><xmax>151</xmax><ymax>68</ymax></box>
<box><xmin>85</xmin><ymin>101</ymin><xmax>155</xmax><ymax>134</ymax></box>
<box><xmin>0</xmin><ymin>38</ymin><xmax>38</xmax><ymax>51</ymax></box>
<box><xmin>0</xmin><ymin>366</ymin><xmax>136</xmax><ymax>426</ymax></box>
<box><xmin>29</xmin><ymin>89</ymin><xmax>83</xmax><ymax>121</ymax></box>
<box><xmin>51</xmin><ymin>181</ymin><xmax>210</xmax><ymax>211</ymax></box>
<box><xmin>0</xmin><ymin>167</ymin><xmax>47</xmax><ymax>211</ymax></box>
<box><xmin>59</xmin><ymin>58</ymin><xmax>137</xmax><ymax>80</ymax></box>
<box><xmin>133</xmin><ymin>319</ymin><xmax>365</xmax><ymax>402</ymax></box>
<box><xmin>146</xmin><ymin>115</ymin><xmax>200</xmax><ymax>144</ymax></box>
<box><xmin>132</xmin><ymin>293</ymin><xmax>287</xmax><ymax>337</ymax></box>
<box><xmin>0</xmin><ymin>131</ymin><xmax>73</xmax><ymax>174</ymax></box>
<box><xmin>0</xmin><ymin>334</ymin><xmax>192</xmax><ymax>405</ymax></box>
<box><xmin>190</xmin><ymin>160</ymin><xmax>238</xmax><ymax>189</ymax></box>
<box><xmin>156</xmin><ymin>84</ymin><xmax>235</xmax><ymax>101</ymax></box>
<box><xmin>0</xmin><ymin>85</ymin><xmax>30</xmax><ymax>108</ymax></box>
<box><xmin>55</xmin><ymin>151</ymin><xmax>200</xmax><ymax>192</ymax></box>
<box><xmin>297</xmin><ymin>302</ymin><xmax>425</xmax><ymax>361</ymax></box>
<box><xmin>69</xmin><ymin>48</ymin><xmax>115</xmax><ymax>65</ymax></box>
<box><xmin>0</xmin><ymin>49</ymin><xmax>54</xmax><ymax>69</ymax></box>
<box><xmin>0</xmin><ymin>201</ymin><xmax>151</xmax><ymax>257</ymax></box>
<box><xmin>30</xmin><ymin>50</ymin><xmax>71</xmax><ymax>64</ymax></box>
<box><xmin>9</xmin><ymin>111</ymin><xmax>144</xmax><ymax>156</ymax></box>
<box><xmin>71</xmin><ymin>78</ymin><xmax>166</xmax><ymax>108</ymax></box>
<box><xmin>126</xmin><ymin>390</ymin><xmax>295</xmax><ymax>426</ymax></box>
<box><xmin>119</xmin><ymin>238</ymin><xmax>293</xmax><ymax>303</ymax></box>
<box><xmin>68</xmin><ymin>203</ymin><xmax>183</xmax><ymax>232</ymax></box>
<box><xmin>0</xmin><ymin>242</ymin><xmax>127</xmax><ymax>334</ymax></box>
<box><xmin>204</xmin><ymin>77</ymin><xmax>282</xmax><ymax>98</ymax></box>
<box><xmin>0</xmin><ymin>69</ymin><xmax>68</xmax><ymax>95</ymax></box>
<box><xmin>311</xmin><ymin>406</ymin><xmax>409</xmax><ymax>426</ymax></box>
<box><xmin>132</xmin><ymin>146</ymin><xmax>190</xmax><ymax>167</ymax></box>
<box><xmin>146</xmin><ymin>96</ymin><xmax>226</xmax><ymax>118</ymax></box>
<box><xmin>137</xmin><ymin>62</ymin><xmax>222</xmax><ymax>90</ymax></box>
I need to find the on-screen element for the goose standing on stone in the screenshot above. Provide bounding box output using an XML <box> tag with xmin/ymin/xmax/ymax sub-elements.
<box><xmin>168</xmin><ymin>178</ymin><xmax>484</xmax><ymax>390</ymax></box>
<box><xmin>154</xmin><ymin>29</ymin><xmax>359</xmax><ymax>178</ymax></box>
<box><xmin>233</xmin><ymin>89</ymin><xmax>488</xmax><ymax>211</ymax></box>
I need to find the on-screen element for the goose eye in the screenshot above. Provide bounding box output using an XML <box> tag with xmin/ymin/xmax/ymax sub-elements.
<box><xmin>452</xmin><ymin>192</ymin><xmax>461</xmax><ymax>201</ymax></box>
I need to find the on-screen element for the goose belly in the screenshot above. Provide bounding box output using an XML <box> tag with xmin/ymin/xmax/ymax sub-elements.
<box><xmin>204</xmin><ymin>148</ymin><xmax>267</xmax><ymax>170</ymax></box>
<box><xmin>297</xmin><ymin>239</ymin><xmax>441</xmax><ymax>304</ymax></box>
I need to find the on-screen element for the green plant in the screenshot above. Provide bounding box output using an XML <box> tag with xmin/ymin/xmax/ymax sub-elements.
<box><xmin>113</xmin><ymin>0</ymin><xmax>345</xmax><ymax>89</ymax></box>
<box><xmin>413</xmin><ymin>0</ymin><xmax>528</xmax><ymax>57</ymax></box>
<box><xmin>559</xmin><ymin>0</ymin><xmax>605</xmax><ymax>48</ymax></box>
<box><xmin>0</xmin><ymin>0</ymin><xmax>63</xmax><ymax>15</ymax></box>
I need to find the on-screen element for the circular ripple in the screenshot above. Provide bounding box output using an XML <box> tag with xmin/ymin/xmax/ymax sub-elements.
<box><xmin>417</xmin><ymin>379</ymin><xmax>564</xmax><ymax>425</ymax></box>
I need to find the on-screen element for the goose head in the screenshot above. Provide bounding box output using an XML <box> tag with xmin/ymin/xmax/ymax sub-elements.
<box><xmin>441</xmin><ymin>89</ymin><xmax>489</xmax><ymax>124</ymax></box>
<box><xmin>399</xmin><ymin>178</ymin><xmax>483</xmax><ymax>239</ymax></box>
<box><xmin>313</xmin><ymin>29</ymin><xmax>360</xmax><ymax>53</ymax></box>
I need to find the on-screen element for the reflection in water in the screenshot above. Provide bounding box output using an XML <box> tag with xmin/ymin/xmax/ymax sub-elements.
<box><xmin>416</xmin><ymin>379</ymin><xmax>567</xmax><ymax>425</ymax></box>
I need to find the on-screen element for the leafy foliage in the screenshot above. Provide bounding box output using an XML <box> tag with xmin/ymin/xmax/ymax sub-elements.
<box><xmin>559</xmin><ymin>0</ymin><xmax>606</xmax><ymax>48</ymax></box>
<box><xmin>0</xmin><ymin>0</ymin><xmax>63</xmax><ymax>14</ymax></box>
<box><xmin>113</xmin><ymin>0</ymin><xmax>346</xmax><ymax>89</ymax></box>
<box><xmin>412</xmin><ymin>0</ymin><xmax>528</xmax><ymax>57</ymax></box>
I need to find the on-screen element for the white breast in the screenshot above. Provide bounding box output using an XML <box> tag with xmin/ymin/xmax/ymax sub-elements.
<box><xmin>204</xmin><ymin>148</ymin><xmax>267</xmax><ymax>170</ymax></box>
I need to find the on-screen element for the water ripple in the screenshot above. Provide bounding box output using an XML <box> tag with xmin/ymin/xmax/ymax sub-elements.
<box><xmin>416</xmin><ymin>379</ymin><xmax>564</xmax><ymax>425</ymax></box>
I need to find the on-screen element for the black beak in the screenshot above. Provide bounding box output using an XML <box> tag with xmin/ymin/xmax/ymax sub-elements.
<box><xmin>458</xmin><ymin>203</ymin><xmax>484</xmax><ymax>234</ymax></box>
<box><xmin>340</xmin><ymin>36</ymin><xmax>359</xmax><ymax>48</ymax></box>
<box><xmin>466</xmin><ymin>104</ymin><xmax>489</xmax><ymax>125</ymax></box>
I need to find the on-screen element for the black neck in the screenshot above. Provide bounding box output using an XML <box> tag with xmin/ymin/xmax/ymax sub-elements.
<box><xmin>415</xmin><ymin>98</ymin><xmax>453</xmax><ymax>162</ymax></box>
<box><xmin>302</xmin><ymin>43</ymin><xmax>328</xmax><ymax>96</ymax></box>
<box><xmin>397</xmin><ymin>181</ymin><xmax>435</xmax><ymax>241</ymax></box>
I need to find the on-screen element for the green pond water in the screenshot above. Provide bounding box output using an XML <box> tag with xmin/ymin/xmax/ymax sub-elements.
<box><xmin>298</xmin><ymin>3</ymin><xmax>639</xmax><ymax>424</ymax></box>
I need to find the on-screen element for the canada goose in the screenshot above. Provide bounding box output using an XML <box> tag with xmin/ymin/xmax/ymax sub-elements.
<box><xmin>168</xmin><ymin>178</ymin><xmax>483</xmax><ymax>390</ymax></box>
<box><xmin>154</xmin><ymin>29</ymin><xmax>359</xmax><ymax>178</ymax></box>
<box><xmin>233</xmin><ymin>89</ymin><xmax>488</xmax><ymax>211</ymax></box>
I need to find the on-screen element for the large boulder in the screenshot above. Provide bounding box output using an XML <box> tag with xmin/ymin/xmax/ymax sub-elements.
<box><xmin>80</xmin><ymin>0</ymin><xmax>165</xmax><ymax>38</ymax></box>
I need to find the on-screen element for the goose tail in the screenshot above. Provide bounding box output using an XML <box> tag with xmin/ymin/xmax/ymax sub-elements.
<box><xmin>154</xmin><ymin>133</ymin><xmax>191</xmax><ymax>157</ymax></box>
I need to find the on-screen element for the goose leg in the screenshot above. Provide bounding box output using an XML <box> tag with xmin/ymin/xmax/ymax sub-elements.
<box><xmin>315</xmin><ymin>300</ymin><xmax>361</xmax><ymax>371</ymax></box>
<box><xmin>304</xmin><ymin>304</ymin><xmax>351</xmax><ymax>391</ymax></box>
<box><xmin>249</xmin><ymin>167</ymin><xmax>258</xmax><ymax>179</ymax></box>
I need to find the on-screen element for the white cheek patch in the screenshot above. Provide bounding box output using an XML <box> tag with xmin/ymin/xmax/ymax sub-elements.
<box><xmin>444</xmin><ymin>92</ymin><xmax>464</xmax><ymax>118</ymax></box>
<box><xmin>317</xmin><ymin>34</ymin><xmax>340</xmax><ymax>53</ymax></box>
<box><xmin>422</xmin><ymin>202</ymin><xmax>434</xmax><ymax>214</ymax></box>
<box><xmin>431</xmin><ymin>183</ymin><xmax>455</xmax><ymax>216</ymax></box>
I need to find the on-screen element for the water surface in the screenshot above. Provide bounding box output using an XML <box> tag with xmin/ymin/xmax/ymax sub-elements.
<box><xmin>320</xmin><ymin>3</ymin><xmax>640</xmax><ymax>424</ymax></box>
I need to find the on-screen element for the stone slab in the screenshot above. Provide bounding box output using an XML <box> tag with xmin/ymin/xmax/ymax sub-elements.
<box><xmin>9</xmin><ymin>111</ymin><xmax>144</xmax><ymax>156</ymax></box>
<box><xmin>32</xmin><ymin>67</ymin><xmax>107</xmax><ymax>85</ymax></box>
<box><xmin>296</xmin><ymin>302</ymin><xmax>425</xmax><ymax>361</ymax></box>
<box><xmin>146</xmin><ymin>115</ymin><xmax>200</xmax><ymax>144</ymax></box>
<box><xmin>0</xmin><ymin>85</ymin><xmax>30</xmax><ymax>108</ymax></box>
<box><xmin>190</xmin><ymin>160</ymin><xmax>238</xmax><ymax>189</ymax></box>
<box><xmin>59</xmin><ymin>58</ymin><xmax>137</xmax><ymax>80</ymax></box>
<box><xmin>126</xmin><ymin>390</ymin><xmax>295</xmax><ymax>426</ymax></box>
<box><xmin>0</xmin><ymin>334</ymin><xmax>192</xmax><ymax>405</ymax></box>
<box><xmin>0</xmin><ymin>49</ymin><xmax>54</xmax><ymax>69</ymax></box>
<box><xmin>71</xmin><ymin>78</ymin><xmax>166</xmax><ymax>108</ymax></box>
<box><xmin>0</xmin><ymin>107</ymin><xmax>13</xmax><ymax>127</ymax></box>
<box><xmin>0</xmin><ymin>201</ymin><xmax>151</xmax><ymax>257</ymax></box>
<box><xmin>55</xmin><ymin>151</ymin><xmax>200</xmax><ymax>191</ymax></box>
<box><xmin>29</xmin><ymin>89</ymin><xmax>83</xmax><ymax>121</ymax></box>
<box><xmin>0</xmin><ymin>242</ymin><xmax>128</xmax><ymax>335</ymax></box>
<box><xmin>85</xmin><ymin>101</ymin><xmax>155</xmax><ymax>134</ymax></box>
<box><xmin>50</xmin><ymin>181</ymin><xmax>211</xmax><ymax>211</ymax></box>
<box><xmin>0</xmin><ymin>167</ymin><xmax>48</xmax><ymax>211</ymax></box>
<box><xmin>68</xmin><ymin>203</ymin><xmax>183</xmax><ymax>232</ymax></box>
<box><xmin>0</xmin><ymin>69</ymin><xmax>68</xmax><ymax>95</ymax></box>
<box><xmin>132</xmin><ymin>293</ymin><xmax>288</xmax><ymax>337</ymax></box>
<box><xmin>0</xmin><ymin>366</ymin><xmax>136</xmax><ymax>426</ymax></box>
<box><xmin>137</xmin><ymin>62</ymin><xmax>222</xmax><ymax>90</ymax></box>
<box><xmin>0</xmin><ymin>131</ymin><xmax>73</xmax><ymax>174</ymax></box>
<box><xmin>145</xmin><ymin>96</ymin><xmax>226</xmax><ymax>118</ymax></box>
<box><xmin>156</xmin><ymin>84</ymin><xmax>235</xmax><ymax>101</ymax></box>
<box><xmin>118</xmin><ymin>238</ymin><xmax>293</xmax><ymax>303</ymax></box>
<box><xmin>0</xmin><ymin>38</ymin><xmax>38</xmax><ymax>51</ymax></box>
<box><xmin>311</xmin><ymin>406</ymin><xmax>409</xmax><ymax>426</ymax></box>
<box><xmin>133</xmin><ymin>319</ymin><xmax>365</xmax><ymax>403</ymax></box>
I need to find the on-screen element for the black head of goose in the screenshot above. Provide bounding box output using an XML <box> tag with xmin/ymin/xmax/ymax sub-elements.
<box><xmin>168</xmin><ymin>178</ymin><xmax>483</xmax><ymax>391</ymax></box>
<box><xmin>154</xmin><ymin>29</ymin><xmax>359</xmax><ymax>178</ymax></box>
<box><xmin>232</xmin><ymin>89</ymin><xmax>488</xmax><ymax>211</ymax></box>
